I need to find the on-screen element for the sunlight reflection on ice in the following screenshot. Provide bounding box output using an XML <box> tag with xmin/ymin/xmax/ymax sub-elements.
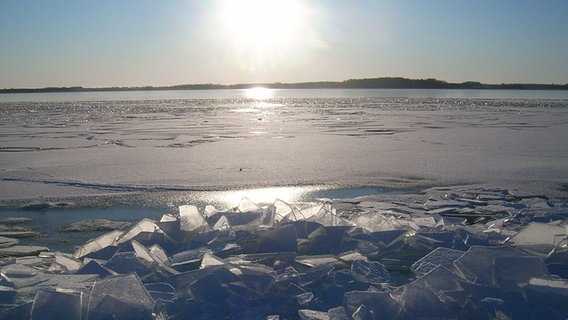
<box><xmin>243</xmin><ymin>87</ymin><xmax>276</xmax><ymax>100</ymax></box>
<box><xmin>202</xmin><ymin>185</ymin><xmax>403</xmax><ymax>209</ymax></box>
<box><xmin>212</xmin><ymin>186</ymin><xmax>321</xmax><ymax>207</ymax></box>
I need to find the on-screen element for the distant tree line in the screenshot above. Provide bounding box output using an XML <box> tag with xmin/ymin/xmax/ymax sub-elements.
<box><xmin>1</xmin><ymin>77</ymin><xmax>567</xmax><ymax>93</ymax></box>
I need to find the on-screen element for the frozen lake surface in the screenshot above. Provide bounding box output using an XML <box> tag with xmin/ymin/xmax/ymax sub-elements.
<box><xmin>1</xmin><ymin>92</ymin><xmax>568</xmax><ymax>205</ymax></box>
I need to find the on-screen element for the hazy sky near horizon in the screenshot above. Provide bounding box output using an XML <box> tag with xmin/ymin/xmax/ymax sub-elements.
<box><xmin>1</xmin><ymin>0</ymin><xmax>567</xmax><ymax>88</ymax></box>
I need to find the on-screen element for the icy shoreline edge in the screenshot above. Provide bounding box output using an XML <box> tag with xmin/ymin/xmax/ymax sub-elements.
<box><xmin>0</xmin><ymin>185</ymin><xmax>567</xmax><ymax>319</ymax></box>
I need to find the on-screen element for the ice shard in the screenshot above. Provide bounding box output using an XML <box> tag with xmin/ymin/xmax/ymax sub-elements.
<box><xmin>88</xmin><ymin>273</ymin><xmax>154</xmax><ymax>320</ymax></box>
<box><xmin>179</xmin><ymin>205</ymin><xmax>210</xmax><ymax>232</ymax></box>
<box><xmin>236</xmin><ymin>197</ymin><xmax>262</xmax><ymax>213</ymax></box>
<box><xmin>115</xmin><ymin>218</ymin><xmax>165</xmax><ymax>246</ymax></box>
<box><xmin>411</xmin><ymin>247</ymin><xmax>465</xmax><ymax>276</ymax></box>
<box><xmin>453</xmin><ymin>246</ymin><xmax>549</xmax><ymax>289</ymax></box>
<box><xmin>30</xmin><ymin>289</ymin><xmax>82</xmax><ymax>320</ymax></box>
<box><xmin>200</xmin><ymin>252</ymin><xmax>226</xmax><ymax>268</ymax></box>
<box><xmin>509</xmin><ymin>222</ymin><xmax>567</xmax><ymax>256</ymax></box>
<box><xmin>0</xmin><ymin>264</ymin><xmax>50</xmax><ymax>289</ymax></box>
<box><xmin>73</xmin><ymin>230</ymin><xmax>124</xmax><ymax>259</ymax></box>
<box><xmin>0</xmin><ymin>245</ymin><xmax>49</xmax><ymax>257</ymax></box>
<box><xmin>298</xmin><ymin>309</ymin><xmax>329</xmax><ymax>320</ymax></box>
<box><xmin>350</xmin><ymin>258</ymin><xmax>390</xmax><ymax>284</ymax></box>
<box><xmin>49</xmin><ymin>252</ymin><xmax>82</xmax><ymax>273</ymax></box>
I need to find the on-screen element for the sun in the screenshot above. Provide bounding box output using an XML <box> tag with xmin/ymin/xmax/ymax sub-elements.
<box><xmin>213</xmin><ymin>0</ymin><xmax>319</xmax><ymax>72</ymax></box>
<box><xmin>219</xmin><ymin>0</ymin><xmax>307</xmax><ymax>47</ymax></box>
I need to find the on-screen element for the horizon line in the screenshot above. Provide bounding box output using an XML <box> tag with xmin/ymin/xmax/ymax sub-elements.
<box><xmin>2</xmin><ymin>76</ymin><xmax>568</xmax><ymax>92</ymax></box>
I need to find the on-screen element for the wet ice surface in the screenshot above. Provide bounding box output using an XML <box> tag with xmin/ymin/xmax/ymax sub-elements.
<box><xmin>0</xmin><ymin>186</ymin><xmax>567</xmax><ymax>319</ymax></box>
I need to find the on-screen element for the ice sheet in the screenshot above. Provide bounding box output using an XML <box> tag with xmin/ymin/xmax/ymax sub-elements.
<box><xmin>1</xmin><ymin>98</ymin><xmax>568</xmax><ymax>202</ymax></box>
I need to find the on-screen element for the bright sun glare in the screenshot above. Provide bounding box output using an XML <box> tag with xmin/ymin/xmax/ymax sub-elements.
<box><xmin>244</xmin><ymin>87</ymin><xmax>274</xmax><ymax>100</ymax></box>
<box><xmin>215</xmin><ymin>0</ymin><xmax>317</xmax><ymax>71</ymax></box>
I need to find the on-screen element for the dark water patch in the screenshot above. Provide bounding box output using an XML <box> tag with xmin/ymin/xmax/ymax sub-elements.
<box><xmin>0</xmin><ymin>206</ymin><xmax>164</xmax><ymax>253</ymax></box>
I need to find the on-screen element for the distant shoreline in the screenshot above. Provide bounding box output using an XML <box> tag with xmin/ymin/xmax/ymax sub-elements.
<box><xmin>2</xmin><ymin>77</ymin><xmax>567</xmax><ymax>94</ymax></box>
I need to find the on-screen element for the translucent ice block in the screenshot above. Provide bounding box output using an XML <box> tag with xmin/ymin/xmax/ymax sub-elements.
<box><xmin>213</xmin><ymin>215</ymin><xmax>231</xmax><ymax>232</ymax></box>
<box><xmin>74</xmin><ymin>230</ymin><xmax>124</xmax><ymax>259</ymax></box>
<box><xmin>49</xmin><ymin>252</ymin><xmax>82</xmax><ymax>273</ymax></box>
<box><xmin>88</xmin><ymin>273</ymin><xmax>154</xmax><ymax>320</ymax></box>
<box><xmin>0</xmin><ymin>264</ymin><xmax>49</xmax><ymax>289</ymax></box>
<box><xmin>0</xmin><ymin>245</ymin><xmax>49</xmax><ymax>257</ymax></box>
<box><xmin>236</xmin><ymin>197</ymin><xmax>262</xmax><ymax>213</ymax></box>
<box><xmin>509</xmin><ymin>222</ymin><xmax>567</xmax><ymax>256</ymax></box>
<box><xmin>179</xmin><ymin>205</ymin><xmax>211</xmax><ymax>232</ymax></box>
<box><xmin>298</xmin><ymin>309</ymin><xmax>329</xmax><ymax>320</ymax></box>
<box><xmin>200</xmin><ymin>252</ymin><xmax>226</xmax><ymax>268</ymax></box>
<box><xmin>30</xmin><ymin>289</ymin><xmax>82</xmax><ymax>320</ymax></box>
<box><xmin>453</xmin><ymin>246</ymin><xmax>548</xmax><ymax>289</ymax></box>
<box><xmin>310</xmin><ymin>204</ymin><xmax>352</xmax><ymax>227</ymax></box>
<box><xmin>411</xmin><ymin>247</ymin><xmax>465</xmax><ymax>276</ymax></box>
<box><xmin>351</xmin><ymin>258</ymin><xmax>391</xmax><ymax>284</ymax></box>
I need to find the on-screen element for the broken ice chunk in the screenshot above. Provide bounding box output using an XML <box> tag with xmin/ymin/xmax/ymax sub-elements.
<box><xmin>0</xmin><ymin>245</ymin><xmax>49</xmax><ymax>257</ymax></box>
<box><xmin>350</xmin><ymin>212</ymin><xmax>403</xmax><ymax>232</ymax></box>
<box><xmin>296</xmin><ymin>291</ymin><xmax>314</xmax><ymax>306</ymax></box>
<box><xmin>15</xmin><ymin>256</ymin><xmax>44</xmax><ymax>267</ymax></box>
<box><xmin>104</xmin><ymin>252</ymin><xmax>153</xmax><ymax>279</ymax></box>
<box><xmin>237</xmin><ymin>197</ymin><xmax>262</xmax><ymax>213</ymax></box>
<box><xmin>0</xmin><ymin>236</ymin><xmax>19</xmax><ymax>248</ymax></box>
<box><xmin>274</xmin><ymin>199</ymin><xmax>299</xmax><ymax>221</ymax></box>
<box><xmin>261</xmin><ymin>205</ymin><xmax>276</xmax><ymax>227</ymax></box>
<box><xmin>76</xmin><ymin>260</ymin><xmax>116</xmax><ymax>277</ymax></box>
<box><xmin>200</xmin><ymin>252</ymin><xmax>226</xmax><ymax>268</ymax></box>
<box><xmin>309</xmin><ymin>204</ymin><xmax>352</xmax><ymax>227</ymax></box>
<box><xmin>115</xmin><ymin>218</ymin><xmax>165</xmax><ymax>245</ymax></box>
<box><xmin>30</xmin><ymin>289</ymin><xmax>82</xmax><ymax>320</ymax></box>
<box><xmin>213</xmin><ymin>215</ymin><xmax>231</xmax><ymax>231</ymax></box>
<box><xmin>74</xmin><ymin>230</ymin><xmax>124</xmax><ymax>258</ymax></box>
<box><xmin>525</xmin><ymin>278</ymin><xmax>568</xmax><ymax>312</ymax></box>
<box><xmin>159</xmin><ymin>213</ymin><xmax>177</xmax><ymax>222</ymax></box>
<box><xmin>328</xmin><ymin>306</ymin><xmax>350</xmax><ymax>320</ymax></box>
<box><xmin>299</xmin><ymin>225</ymin><xmax>352</xmax><ymax>255</ymax></box>
<box><xmin>132</xmin><ymin>240</ymin><xmax>180</xmax><ymax>277</ymax></box>
<box><xmin>412</xmin><ymin>247</ymin><xmax>465</xmax><ymax>276</ymax></box>
<box><xmin>298</xmin><ymin>309</ymin><xmax>329</xmax><ymax>320</ymax></box>
<box><xmin>88</xmin><ymin>273</ymin><xmax>154</xmax><ymax>320</ymax></box>
<box><xmin>149</xmin><ymin>244</ymin><xmax>169</xmax><ymax>265</ymax></box>
<box><xmin>144</xmin><ymin>282</ymin><xmax>176</xmax><ymax>302</ymax></box>
<box><xmin>243</xmin><ymin>224</ymin><xmax>298</xmax><ymax>254</ymax></box>
<box><xmin>295</xmin><ymin>255</ymin><xmax>344</xmax><ymax>268</ymax></box>
<box><xmin>170</xmin><ymin>247</ymin><xmax>211</xmax><ymax>267</ymax></box>
<box><xmin>351</xmin><ymin>304</ymin><xmax>372</xmax><ymax>320</ymax></box>
<box><xmin>351</xmin><ymin>258</ymin><xmax>391</xmax><ymax>284</ymax></box>
<box><xmin>179</xmin><ymin>205</ymin><xmax>211</xmax><ymax>232</ymax></box>
<box><xmin>494</xmin><ymin>256</ymin><xmax>549</xmax><ymax>290</ymax></box>
<box><xmin>453</xmin><ymin>246</ymin><xmax>549</xmax><ymax>289</ymax></box>
<box><xmin>48</xmin><ymin>252</ymin><xmax>82</xmax><ymax>273</ymax></box>
<box><xmin>131</xmin><ymin>240</ymin><xmax>155</xmax><ymax>264</ymax></box>
<box><xmin>509</xmin><ymin>222</ymin><xmax>567</xmax><ymax>256</ymax></box>
<box><xmin>344</xmin><ymin>290</ymin><xmax>401</xmax><ymax>319</ymax></box>
<box><xmin>188</xmin><ymin>273</ymin><xmax>227</xmax><ymax>304</ymax></box>
<box><xmin>204</xmin><ymin>204</ymin><xmax>219</xmax><ymax>217</ymax></box>
<box><xmin>284</xmin><ymin>203</ymin><xmax>323</xmax><ymax>222</ymax></box>
<box><xmin>0</xmin><ymin>264</ymin><xmax>49</xmax><ymax>289</ymax></box>
<box><xmin>399</xmin><ymin>279</ymin><xmax>456</xmax><ymax>319</ymax></box>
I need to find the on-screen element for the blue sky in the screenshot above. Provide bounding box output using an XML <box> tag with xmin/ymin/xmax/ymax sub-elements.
<box><xmin>1</xmin><ymin>0</ymin><xmax>567</xmax><ymax>88</ymax></box>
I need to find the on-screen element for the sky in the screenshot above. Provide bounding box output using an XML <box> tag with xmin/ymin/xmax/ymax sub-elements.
<box><xmin>1</xmin><ymin>0</ymin><xmax>567</xmax><ymax>88</ymax></box>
